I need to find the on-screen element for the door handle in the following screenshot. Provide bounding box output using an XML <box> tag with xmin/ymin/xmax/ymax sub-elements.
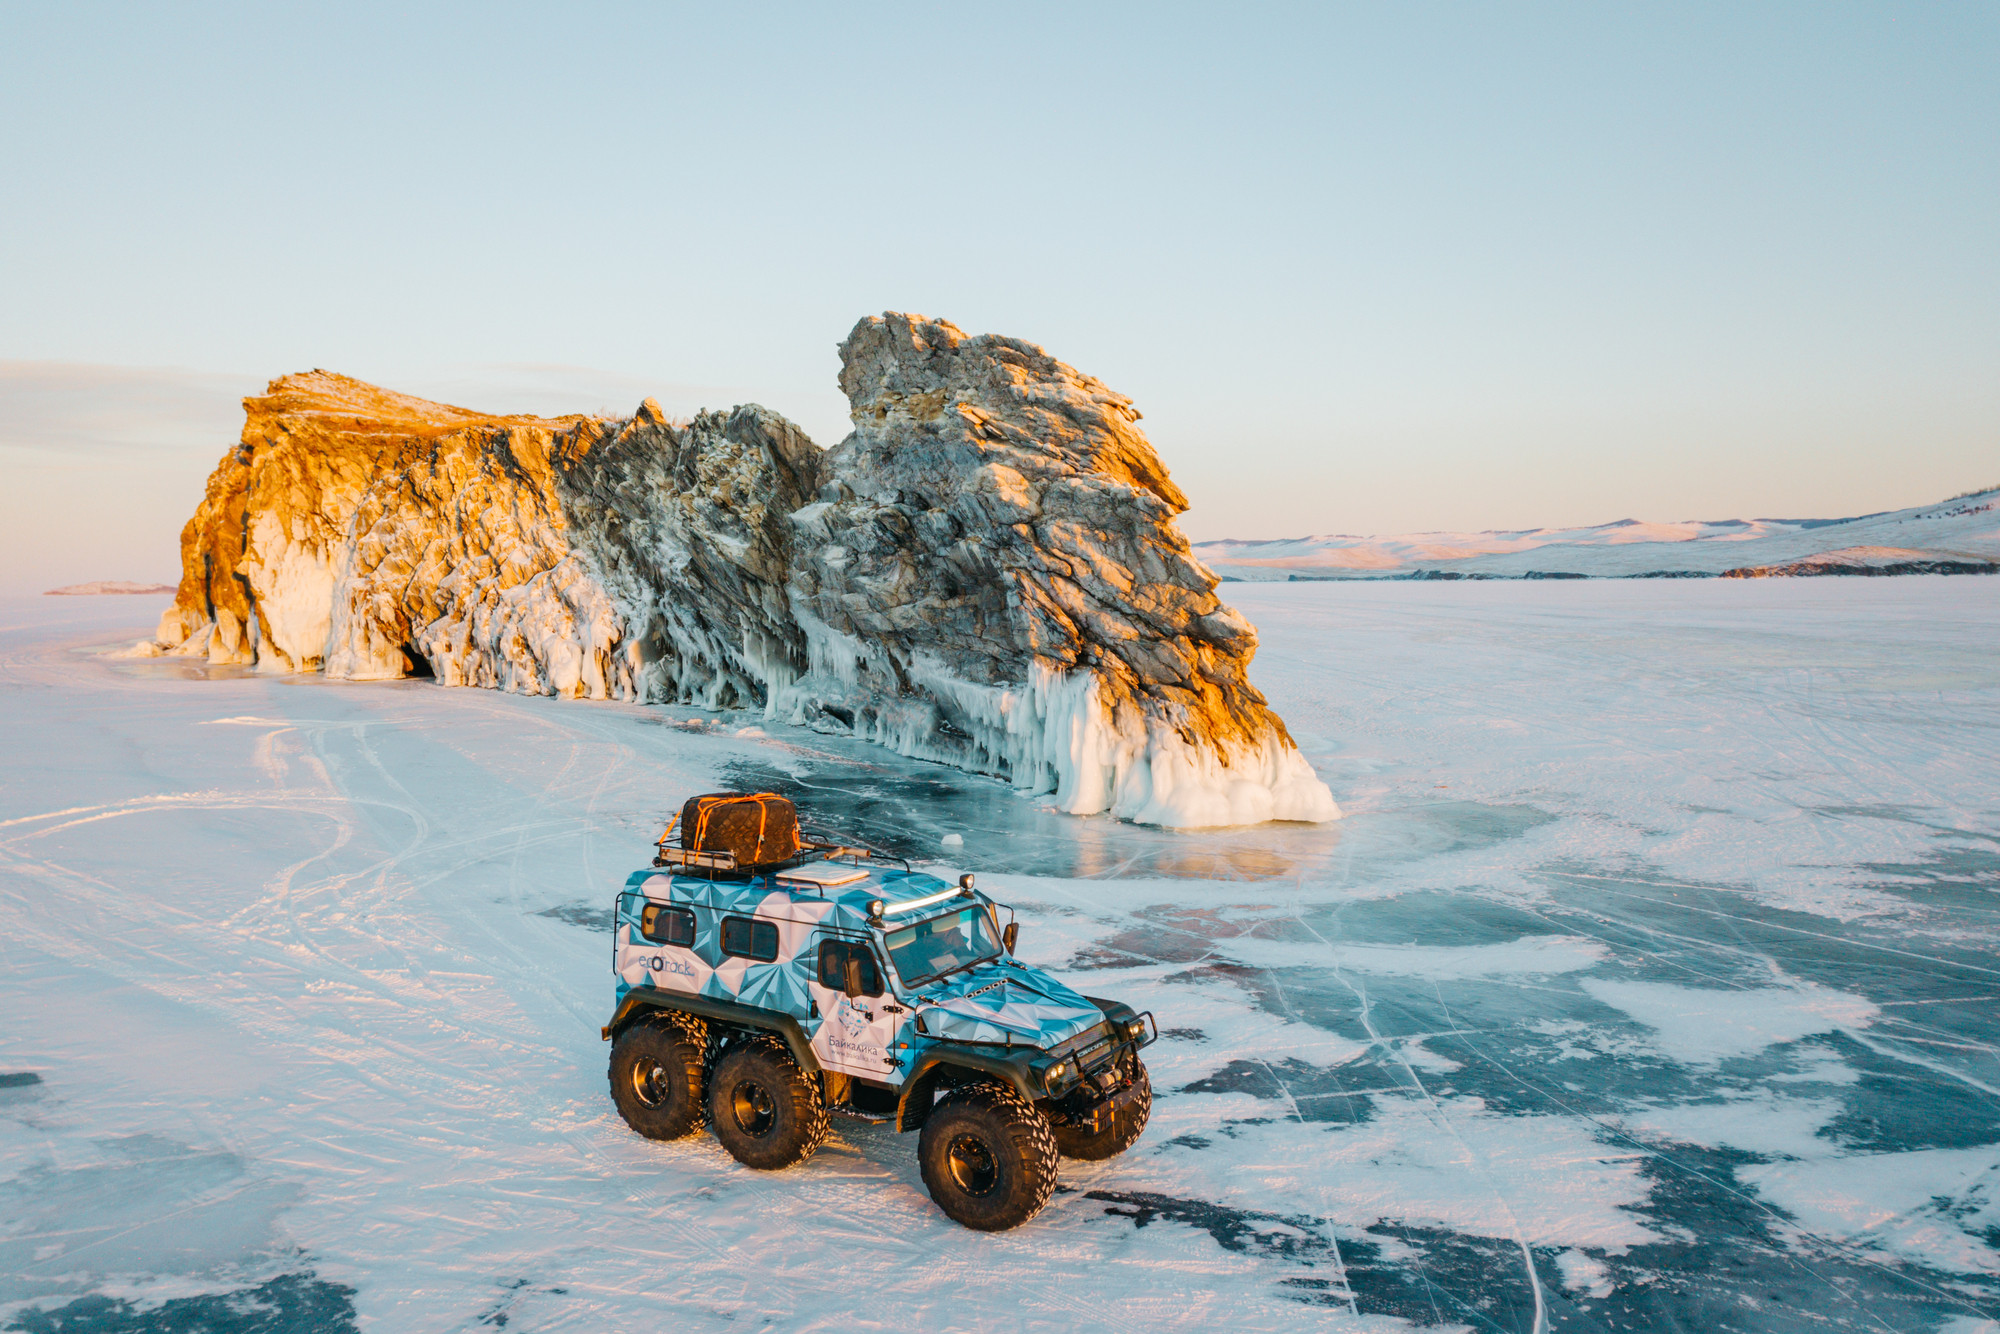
<box><xmin>882</xmin><ymin>1003</ymin><xmax>906</xmax><ymax>1014</ymax></box>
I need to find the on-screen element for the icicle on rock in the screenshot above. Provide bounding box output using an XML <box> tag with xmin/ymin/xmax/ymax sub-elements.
<box><xmin>143</xmin><ymin>318</ymin><xmax>1337</xmax><ymax>828</ymax></box>
<box><xmin>778</xmin><ymin>313</ymin><xmax>1338</xmax><ymax>827</ymax></box>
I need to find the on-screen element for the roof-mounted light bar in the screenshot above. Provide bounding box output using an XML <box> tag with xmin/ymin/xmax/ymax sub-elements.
<box><xmin>872</xmin><ymin>882</ymin><xmax>974</xmax><ymax>921</ymax></box>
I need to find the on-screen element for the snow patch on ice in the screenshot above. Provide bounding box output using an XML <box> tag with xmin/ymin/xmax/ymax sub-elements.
<box><xmin>1554</xmin><ymin>1247</ymin><xmax>1615</xmax><ymax>1297</ymax></box>
<box><xmin>1741</xmin><ymin>1146</ymin><xmax>2000</xmax><ymax>1275</ymax></box>
<box><xmin>1580</xmin><ymin>978</ymin><xmax>1879</xmax><ymax>1065</ymax></box>
<box><xmin>1616</xmin><ymin>1092</ymin><xmax>1847</xmax><ymax>1159</ymax></box>
<box><xmin>1936</xmin><ymin>1318</ymin><xmax>2000</xmax><ymax>1334</ymax></box>
<box><xmin>1141</xmin><ymin>1093</ymin><xmax>1660</xmax><ymax>1253</ymax></box>
<box><xmin>1227</xmin><ymin>933</ymin><xmax>1609</xmax><ymax>978</ymax></box>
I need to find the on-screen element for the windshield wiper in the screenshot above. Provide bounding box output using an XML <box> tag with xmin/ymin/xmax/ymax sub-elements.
<box><xmin>930</xmin><ymin>952</ymin><xmax>1002</xmax><ymax>986</ymax></box>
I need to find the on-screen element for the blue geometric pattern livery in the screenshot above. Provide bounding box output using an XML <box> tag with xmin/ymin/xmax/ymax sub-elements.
<box><xmin>913</xmin><ymin>966</ymin><xmax>1103</xmax><ymax>1046</ymax></box>
<box><xmin>611</xmin><ymin>861</ymin><xmax>1107</xmax><ymax>1084</ymax></box>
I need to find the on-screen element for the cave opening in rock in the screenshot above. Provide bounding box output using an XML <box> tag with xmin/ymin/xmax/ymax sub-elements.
<box><xmin>401</xmin><ymin>644</ymin><xmax>434</xmax><ymax>679</ymax></box>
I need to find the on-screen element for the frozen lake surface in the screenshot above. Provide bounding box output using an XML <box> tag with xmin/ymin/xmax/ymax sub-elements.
<box><xmin>2</xmin><ymin>580</ymin><xmax>1997</xmax><ymax>1332</ymax></box>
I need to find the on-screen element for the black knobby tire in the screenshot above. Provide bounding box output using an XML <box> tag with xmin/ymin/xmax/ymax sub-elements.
<box><xmin>919</xmin><ymin>1082</ymin><xmax>1060</xmax><ymax>1231</ymax></box>
<box><xmin>707</xmin><ymin>1039</ymin><xmax>830</xmax><ymax>1170</ymax></box>
<box><xmin>1051</xmin><ymin>1054</ymin><xmax>1152</xmax><ymax>1161</ymax></box>
<box><xmin>608</xmin><ymin>1014</ymin><xmax>707</xmax><ymax>1141</ymax></box>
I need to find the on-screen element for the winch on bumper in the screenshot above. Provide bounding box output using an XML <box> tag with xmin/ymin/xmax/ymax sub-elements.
<box><xmin>1037</xmin><ymin>1000</ymin><xmax>1156</xmax><ymax>1133</ymax></box>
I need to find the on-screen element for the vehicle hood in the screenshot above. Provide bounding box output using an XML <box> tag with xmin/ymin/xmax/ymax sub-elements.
<box><xmin>912</xmin><ymin>961</ymin><xmax>1104</xmax><ymax>1049</ymax></box>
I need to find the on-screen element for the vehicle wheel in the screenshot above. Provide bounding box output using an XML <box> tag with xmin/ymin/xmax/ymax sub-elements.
<box><xmin>919</xmin><ymin>1082</ymin><xmax>1060</xmax><ymax>1231</ymax></box>
<box><xmin>708</xmin><ymin>1040</ymin><xmax>829</xmax><ymax>1170</ymax></box>
<box><xmin>608</xmin><ymin>1014</ymin><xmax>706</xmax><ymax>1141</ymax></box>
<box><xmin>1051</xmin><ymin>1054</ymin><xmax>1152</xmax><ymax>1161</ymax></box>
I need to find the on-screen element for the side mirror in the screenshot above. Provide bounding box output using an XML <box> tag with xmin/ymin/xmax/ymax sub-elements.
<box><xmin>1002</xmin><ymin>922</ymin><xmax>1019</xmax><ymax>955</ymax></box>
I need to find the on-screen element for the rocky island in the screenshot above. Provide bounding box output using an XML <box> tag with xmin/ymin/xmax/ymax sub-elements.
<box><xmin>133</xmin><ymin>313</ymin><xmax>1338</xmax><ymax>828</ymax></box>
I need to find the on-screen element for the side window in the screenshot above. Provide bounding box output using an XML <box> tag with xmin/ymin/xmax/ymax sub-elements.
<box><xmin>817</xmin><ymin>940</ymin><xmax>884</xmax><ymax>997</ymax></box>
<box><xmin>721</xmin><ymin>915</ymin><xmax>779</xmax><ymax>962</ymax></box>
<box><xmin>852</xmin><ymin>947</ymin><xmax>883</xmax><ymax>997</ymax></box>
<box><xmin>640</xmin><ymin>904</ymin><xmax>695</xmax><ymax>947</ymax></box>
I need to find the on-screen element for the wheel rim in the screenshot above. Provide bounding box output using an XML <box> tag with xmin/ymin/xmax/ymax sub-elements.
<box><xmin>945</xmin><ymin>1133</ymin><xmax>1000</xmax><ymax>1197</ymax></box>
<box><xmin>631</xmin><ymin>1057</ymin><xmax>671</xmax><ymax>1108</ymax></box>
<box><xmin>730</xmin><ymin>1079</ymin><xmax>777</xmax><ymax>1137</ymax></box>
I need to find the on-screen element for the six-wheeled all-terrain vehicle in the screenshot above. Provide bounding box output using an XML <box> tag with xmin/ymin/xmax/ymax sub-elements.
<box><xmin>602</xmin><ymin>792</ymin><xmax>1156</xmax><ymax>1230</ymax></box>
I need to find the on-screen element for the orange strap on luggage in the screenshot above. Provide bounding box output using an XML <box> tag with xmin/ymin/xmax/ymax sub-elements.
<box><xmin>688</xmin><ymin>792</ymin><xmax>783</xmax><ymax>859</ymax></box>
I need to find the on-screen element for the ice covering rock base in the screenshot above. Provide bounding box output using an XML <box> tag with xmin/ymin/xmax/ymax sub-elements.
<box><xmin>140</xmin><ymin>319</ymin><xmax>1337</xmax><ymax>828</ymax></box>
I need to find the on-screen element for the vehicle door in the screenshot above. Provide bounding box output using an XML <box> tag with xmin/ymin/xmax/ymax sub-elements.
<box><xmin>806</xmin><ymin>932</ymin><xmax>904</xmax><ymax>1084</ymax></box>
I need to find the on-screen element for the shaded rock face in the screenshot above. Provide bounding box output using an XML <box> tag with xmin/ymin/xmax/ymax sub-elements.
<box><xmin>141</xmin><ymin>319</ymin><xmax>1336</xmax><ymax>828</ymax></box>
<box><xmin>558</xmin><ymin>402</ymin><xmax>820</xmax><ymax>709</ymax></box>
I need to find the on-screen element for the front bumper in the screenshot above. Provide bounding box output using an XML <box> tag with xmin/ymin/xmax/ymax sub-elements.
<box><xmin>1062</xmin><ymin>1067</ymin><xmax>1148</xmax><ymax>1134</ymax></box>
<box><xmin>1041</xmin><ymin>1003</ymin><xmax>1154</xmax><ymax>1119</ymax></box>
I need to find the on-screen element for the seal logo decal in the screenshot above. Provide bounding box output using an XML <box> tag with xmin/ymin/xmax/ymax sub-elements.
<box><xmin>836</xmin><ymin>997</ymin><xmax>868</xmax><ymax>1039</ymax></box>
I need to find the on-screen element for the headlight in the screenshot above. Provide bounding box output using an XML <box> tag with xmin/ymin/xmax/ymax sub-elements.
<box><xmin>1125</xmin><ymin>1018</ymin><xmax>1146</xmax><ymax>1040</ymax></box>
<box><xmin>1045</xmin><ymin>1061</ymin><xmax>1067</xmax><ymax>1087</ymax></box>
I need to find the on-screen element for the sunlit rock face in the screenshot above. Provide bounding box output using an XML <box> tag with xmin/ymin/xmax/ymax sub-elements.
<box><xmin>144</xmin><ymin>319</ymin><xmax>1337</xmax><ymax>828</ymax></box>
<box><xmin>782</xmin><ymin>313</ymin><xmax>1337</xmax><ymax>827</ymax></box>
<box><xmin>150</xmin><ymin>373</ymin><xmax>812</xmax><ymax>708</ymax></box>
<box><xmin>155</xmin><ymin>372</ymin><xmax>597</xmax><ymax>683</ymax></box>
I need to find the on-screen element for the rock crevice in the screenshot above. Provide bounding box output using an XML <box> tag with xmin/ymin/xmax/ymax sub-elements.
<box><xmin>137</xmin><ymin>316</ymin><xmax>1338</xmax><ymax>828</ymax></box>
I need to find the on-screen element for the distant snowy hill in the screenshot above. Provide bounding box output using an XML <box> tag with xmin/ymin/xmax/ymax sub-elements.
<box><xmin>1196</xmin><ymin>487</ymin><xmax>2000</xmax><ymax>581</ymax></box>
<box><xmin>43</xmin><ymin>581</ymin><xmax>176</xmax><ymax>596</ymax></box>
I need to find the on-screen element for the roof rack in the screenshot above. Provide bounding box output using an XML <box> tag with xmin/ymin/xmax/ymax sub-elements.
<box><xmin>651</xmin><ymin>810</ymin><xmax>763</xmax><ymax>876</ymax></box>
<box><xmin>799</xmin><ymin>825</ymin><xmax>911</xmax><ymax>875</ymax></box>
<box><xmin>650</xmin><ymin>845</ymin><xmax>747</xmax><ymax>872</ymax></box>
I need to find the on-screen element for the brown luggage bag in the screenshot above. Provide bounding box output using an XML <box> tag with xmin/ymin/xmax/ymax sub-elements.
<box><xmin>676</xmin><ymin>792</ymin><xmax>802</xmax><ymax>868</ymax></box>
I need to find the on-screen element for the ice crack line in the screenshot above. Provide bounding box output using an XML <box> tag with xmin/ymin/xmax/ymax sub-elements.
<box><xmin>1541</xmin><ymin>868</ymin><xmax>2000</xmax><ymax>979</ymax></box>
<box><xmin>1292</xmin><ymin>899</ymin><xmax>1550</xmax><ymax>1334</ymax></box>
<box><xmin>1245</xmin><ymin>982</ymin><xmax>1361</xmax><ymax>1320</ymax></box>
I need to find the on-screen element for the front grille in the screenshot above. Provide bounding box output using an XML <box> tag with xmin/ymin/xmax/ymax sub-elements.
<box><xmin>1054</xmin><ymin>1021</ymin><xmax>1118</xmax><ymax>1074</ymax></box>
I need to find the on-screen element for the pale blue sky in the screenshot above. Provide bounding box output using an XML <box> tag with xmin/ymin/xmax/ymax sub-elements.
<box><xmin>2</xmin><ymin>2</ymin><xmax>1995</xmax><ymax>589</ymax></box>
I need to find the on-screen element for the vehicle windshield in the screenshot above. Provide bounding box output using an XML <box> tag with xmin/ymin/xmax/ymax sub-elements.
<box><xmin>883</xmin><ymin>906</ymin><xmax>1002</xmax><ymax>988</ymax></box>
